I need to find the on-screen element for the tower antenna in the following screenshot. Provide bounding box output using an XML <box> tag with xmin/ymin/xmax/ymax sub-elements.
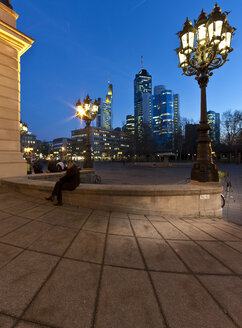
<box><xmin>141</xmin><ymin>56</ymin><xmax>143</xmax><ymax>69</ymax></box>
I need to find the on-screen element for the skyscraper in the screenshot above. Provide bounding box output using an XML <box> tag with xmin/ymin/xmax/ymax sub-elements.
<box><xmin>160</xmin><ymin>89</ymin><xmax>174</xmax><ymax>150</ymax></box>
<box><xmin>134</xmin><ymin>68</ymin><xmax>152</xmax><ymax>146</ymax></box>
<box><xmin>151</xmin><ymin>86</ymin><xmax>175</xmax><ymax>151</ymax></box>
<box><xmin>96</xmin><ymin>82</ymin><xmax>113</xmax><ymax>130</ymax></box>
<box><xmin>207</xmin><ymin>110</ymin><xmax>220</xmax><ymax>145</ymax></box>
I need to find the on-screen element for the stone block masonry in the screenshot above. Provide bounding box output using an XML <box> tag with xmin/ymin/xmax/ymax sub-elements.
<box><xmin>0</xmin><ymin>2</ymin><xmax>34</xmax><ymax>178</ymax></box>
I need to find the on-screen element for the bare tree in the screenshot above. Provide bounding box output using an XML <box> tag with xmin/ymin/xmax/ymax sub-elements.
<box><xmin>222</xmin><ymin>110</ymin><xmax>242</xmax><ymax>146</ymax></box>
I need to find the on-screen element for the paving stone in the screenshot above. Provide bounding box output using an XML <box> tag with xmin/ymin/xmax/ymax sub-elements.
<box><xmin>0</xmin><ymin>314</ymin><xmax>16</xmax><ymax>327</ymax></box>
<box><xmin>3</xmin><ymin>202</ymin><xmax>36</xmax><ymax>215</ymax></box>
<box><xmin>169</xmin><ymin>241</ymin><xmax>231</xmax><ymax>274</ymax></box>
<box><xmin>38</xmin><ymin>209</ymin><xmax>87</xmax><ymax>229</ymax></box>
<box><xmin>110</xmin><ymin>211</ymin><xmax>129</xmax><ymax>219</ymax></box>
<box><xmin>20</xmin><ymin>206</ymin><xmax>54</xmax><ymax>219</ymax></box>
<box><xmin>95</xmin><ymin>266</ymin><xmax>165</xmax><ymax>328</ymax></box>
<box><xmin>152</xmin><ymin>221</ymin><xmax>189</xmax><ymax>240</ymax></box>
<box><xmin>66</xmin><ymin>230</ymin><xmax>105</xmax><ymax>263</ymax></box>
<box><xmin>138</xmin><ymin>238</ymin><xmax>187</xmax><ymax>272</ymax></box>
<box><xmin>210</xmin><ymin>223</ymin><xmax>242</xmax><ymax>239</ymax></box>
<box><xmin>63</xmin><ymin>205</ymin><xmax>92</xmax><ymax>216</ymax></box>
<box><xmin>171</xmin><ymin>220</ymin><xmax>215</xmax><ymax>240</ymax></box>
<box><xmin>0</xmin><ymin>197</ymin><xmax>24</xmax><ymax>210</ymax></box>
<box><xmin>198</xmin><ymin>275</ymin><xmax>242</xmax><ymax>327</ymax></box>
<box><xmin>0</xmin><ymin>216</ymin><xmax>31</xmax><ymax>237</ymax></box>
<box><xmin>28</xmin><ymin>226</ymin><xmax>77</xmax><ymax>256</ymax></box>
<box><xmin>16</xmin><ymin>321</ymin><xmax>51</xmax><ymax>328</ymax></box>
<box><xmin>109</xmin><ymin>218</ymin><xmax>133</xmax><ymax>236</ymax></box>
<box><xmin>0</xmin><ymin>250</ymin><xmax>58</xmax><ymax>316</ymax></box>
<box><xmin>225</xmin><ymin>241</ymin><xmax>242</xmax><ymax>253</ymax></box>
<box><xmin>0</xmin><ymin>243</ymin><xmax>22</xmax><ymax>269</ymax></box>
<box><xmin>129</xmin><ymin>214</ymin><xmax>147</xmax><ymax>220</ymax></box>
<box><xmin>83</xmin><ymin>216</ymin><xmax>108</xmax><ymax>233</ymax></box>
<box><xmin>147</xmin><ymin>215</ymin><xmax>167</xmax><ymax>222</ymax></box>
<box><xmin>197</xmin><ymin>241</ymin><xmax>242</xmax><ymax>274</ymax></box>
<box><xmin>0</xmin><ymin>221</ymin><xmax>51</xmax><ymax>248</ymax></box>
<box><xmin>190</xmin><ymin>223</ymin><xmax>240</xmax><ymax>241</ymax></box>
<box><xmin>92</xmin><ymin>209</ymin><xmax>110</xmax><ymax>218</ymax></box>
<box><xmin>0</xmin><ymin>211</ymin><xmax>11</xmax><ymax>221</ymax></box>
<box><xmin>221</xmin><ymin>221</ymin><xmax>242</xmax><ymax>231</ymax></box>
<box><xmin>131</xmin><ymin>220</ymin><xmax>161</xmax><ymax>238</ymax></box>
<box><xmin>105</xmin><ymin>235</ymin><xmax>144</xmax><ymax>269</ymax></box>
<box><xmin>151</xmin><ymin>272</ymin><xmax>236</xmax><ymax>328</ymax></box>
<box><xmin>24</xmin><ymin>259</ymin><xmax>100</xmax><ymax>328</ymax></box>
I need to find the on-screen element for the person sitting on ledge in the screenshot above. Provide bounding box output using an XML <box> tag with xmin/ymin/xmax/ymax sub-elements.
<box><xmin>45</xmin><ymin>160</ymin><xmax>80</xmax><ymax>206</ymax></box>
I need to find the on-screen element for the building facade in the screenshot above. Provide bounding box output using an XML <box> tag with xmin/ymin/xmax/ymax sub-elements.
<box><xmin>207</xmin><ymin>110</ymin><xmax>220</xmax><ymax>146</ymax></box>
<box><xmin>52</xmin><ymin>137</ymin><xmax>72</xmax><ymax>160</ymax></box>
<box><xmin>134</xmin><ymin>68</ymin><xmax>152</xmax><ymax>147</ymax></box>
<box><xmin>20</xmin><ymin>122</ymin><xmax>36</xmax><ymax>153</ymax></box>
<box><xmin>72</xmin><ymin>127</ymin><xmax>131</xmax><ymax>160</ymax></box>
<box><xmin>0</xmin><ymin>1</ymin><xmax>34</xmax><ymax>177</ymax></box>
<box><xmin>125</xmin><ymin>115</ymin><xmax>135</xmax><ymax>135</ymax></box>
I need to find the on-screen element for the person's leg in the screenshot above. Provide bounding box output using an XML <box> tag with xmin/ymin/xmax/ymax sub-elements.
<box><xmin>46</xmin><ymin>180</ymin><xmax>62</xmax><ymax>202</ymax></box>
<box><xmin>54</xmin><ymin>182</ymin><xmax>76</xmax><ymax>206</ymax></box>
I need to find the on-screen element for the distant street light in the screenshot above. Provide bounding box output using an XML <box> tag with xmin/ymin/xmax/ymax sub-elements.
<box><xmin>176</xmin><ymin>3</ymin><xmax>235</xmax><ymax>182</ymax></box>
<box><xmin>75</xmin><ymin>95</ymin><xmax>99</xmax><ymax>168</ymax></box>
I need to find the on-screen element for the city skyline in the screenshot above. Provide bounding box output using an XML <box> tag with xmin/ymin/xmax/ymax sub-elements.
<box><xmin>12</xmin><ymin>0</ymin><xmax>242</xmax><ymax>140</ymax></box>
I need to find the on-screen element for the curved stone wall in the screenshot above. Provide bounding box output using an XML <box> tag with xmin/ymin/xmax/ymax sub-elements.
<box><xmin>0</xmin><ymin>175</ymin><xmax>223</xmax><ymax>217</ymax></box>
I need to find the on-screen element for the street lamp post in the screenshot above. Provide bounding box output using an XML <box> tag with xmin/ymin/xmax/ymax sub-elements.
<box><xmin>75</xmin><ymin>95</ymin><xmax>99</xmax><ymax>169</ymax></box>
<box><xmin>176</xmin><ymin>3</ymin><xmax>235</xmax><ymax>182</ymax></box>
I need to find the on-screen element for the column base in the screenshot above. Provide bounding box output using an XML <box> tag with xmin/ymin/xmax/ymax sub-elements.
<box><xmin>0</xmin><ymin>152</ymin><xmax>27</xmax><ymax>178</ymax></box>
<box><xmin>191</xmin><ymin>162</ymin><xmax>219</xmax><ymax>182</ymax></box>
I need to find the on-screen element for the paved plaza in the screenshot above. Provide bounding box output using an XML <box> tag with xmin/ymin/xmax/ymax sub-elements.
<box><xmin>0</xmin><ymin>164</ymin><xmax>241</xmax><ymax>328</ymax></box>
<box><xmin>0</xmin><ymin>179</ymin><xmax>241</xmax><ymax>328</ymax></box>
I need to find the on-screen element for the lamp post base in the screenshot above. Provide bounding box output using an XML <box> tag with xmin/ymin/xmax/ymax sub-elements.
<box><xmin>191</xmin><ymin>162</ymin><xmax>219</xmax><ymax>182</ymax></box>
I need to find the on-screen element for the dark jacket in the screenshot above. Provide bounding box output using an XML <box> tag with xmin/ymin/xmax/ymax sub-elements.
<box><xmin>60</xmin><ymin>164</ymin><xmax>80</xmax><ymax>187</ymax></box>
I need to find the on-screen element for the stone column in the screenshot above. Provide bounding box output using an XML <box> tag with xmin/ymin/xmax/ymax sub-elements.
<box><xmin>0</xmin><ymin>2</ymin><xmax>34</xmax><ymax>178</ymax></box>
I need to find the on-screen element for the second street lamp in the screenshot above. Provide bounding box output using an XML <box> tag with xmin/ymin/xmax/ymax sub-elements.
<box><xmin>176</xmin><ymin>3</ymin><xmax>235</xmax><ymax>182</ymax></box>
<box><xmin>75</xmin><ymin>95</ymin><xmax>99</xmax><ymax>169</ymax></box>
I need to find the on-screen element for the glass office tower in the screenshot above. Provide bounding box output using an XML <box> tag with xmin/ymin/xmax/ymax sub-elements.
<box><xmin>207</xmin><ymin>110</ymin><xmax>220</xmax><ymax>145</ymax></box>
<box><xmin>134</xmin><ymin>69</ymin><xmax>152</xmax><ymax>146</ymax></box>
<box><xmin>160</xmin><ymin>89</ymin><xmax>174</xmax><ymax>149</ymax></box>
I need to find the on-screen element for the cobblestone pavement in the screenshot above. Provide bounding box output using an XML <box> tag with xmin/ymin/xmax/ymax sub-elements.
<box><xmin>0</xmin><ymin>188</ymin><xmax>241</xmax><ymax>328</ymax></box>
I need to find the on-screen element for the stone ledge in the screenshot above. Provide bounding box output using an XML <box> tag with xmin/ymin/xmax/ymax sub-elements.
<box><xmin>0</xmin><ymin>176</ymin><xmax>223</xmax><ymax>217</ymax></box>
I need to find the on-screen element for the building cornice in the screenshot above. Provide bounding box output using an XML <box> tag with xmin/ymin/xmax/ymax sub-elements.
<box><xmin>0</xmin><ymin>19</ymin><xmax>34</xmax><ymax>55</ymax></box>
<box><xmin>0</xmin><ymin>3</ymin><xmax>18</xmax><ymax>19</ymax></box>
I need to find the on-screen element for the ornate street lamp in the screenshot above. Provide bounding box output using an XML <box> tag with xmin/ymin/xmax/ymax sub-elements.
<box><xmin>75</xmin><ymin>95</ymin><xmax>99</xmax><ymax>168</ymax></box>
<box><xmin>176</xmin><ymin>3</ymin><xmax>235</xmax><ymax>182</ymax></box>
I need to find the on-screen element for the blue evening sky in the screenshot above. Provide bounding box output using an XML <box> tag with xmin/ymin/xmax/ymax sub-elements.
<box><xmin>12</xmin><ymin>0</ymin><xmax>242</xmax><ymax>141</ymax></box>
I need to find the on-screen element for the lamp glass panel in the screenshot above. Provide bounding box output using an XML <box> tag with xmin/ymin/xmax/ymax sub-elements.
<box><xmin>178</xmin><ymin>52</ymin><xmax>188</xmax><ymax>67</ymax></box>
<box><xmin>188</xmin><ymin>31</ymin><xmax>195</xmax><ymax>49</ymax></box>
<box><xmin>197</xmin><ymin>24</ymin><xmax>206</xmax><ymax>44</ymax></box>
<box><xmin>214</xmin><ymin>20</ymin><xmax>223</xmax><ymax>37</ymax></box>
<box><xmin>77</xmin><ymin>106</ymin><xmax>85</xmax><ymax>117</ymax></box>
<box><xmin>225</xmin><ymin>32</ymin><xmax>232</xmax><ymax>48</ymax></box>
<box><xmin>219</xmin><ymin>38</ymin><xmax>226</xmax><ymax>53</ymax></box>
<box><xmin>181</xmin><ymin>33</ymin><xmax>188</xmax><ymax>49</ymax></box>
<box><xmin>208</xmin><ymin>22</ymin><xmax>214</xmax><ymax>41</ymax></box>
